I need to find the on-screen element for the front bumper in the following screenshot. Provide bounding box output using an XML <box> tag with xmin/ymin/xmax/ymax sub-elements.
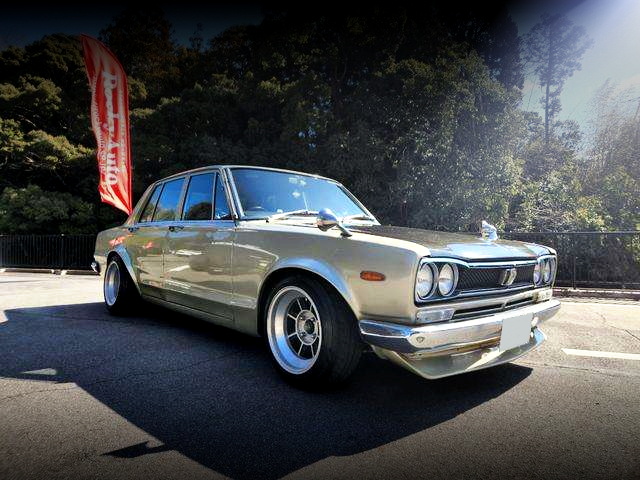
<box><xmin>359</xmin><ymin>298</ymin><xmax>560</xmax><ymax>379</ymax></box>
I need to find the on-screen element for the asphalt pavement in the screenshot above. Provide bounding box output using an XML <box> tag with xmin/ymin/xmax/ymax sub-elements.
<box><xmin>0</xmin><ymin>273</ymin><xmax>638</xmax><ymax>480</ymax></box>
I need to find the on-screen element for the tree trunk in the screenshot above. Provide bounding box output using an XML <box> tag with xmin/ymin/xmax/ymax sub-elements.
<box><xmin>544</xmin><ymin>28</ymin><xmax>554</xmax><ymax>146</ymax></box>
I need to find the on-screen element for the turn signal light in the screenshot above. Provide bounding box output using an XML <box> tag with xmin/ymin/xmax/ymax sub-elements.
<box><xmin>360</xmin><ymin>271</ymin><xmax>386</xmax><ymax>281</ymax></box>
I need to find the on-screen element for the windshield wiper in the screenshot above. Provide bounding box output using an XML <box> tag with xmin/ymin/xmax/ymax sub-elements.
<box><xmin>341</xmin><ymin>214</ymin><xmax>375</xmax><ymax>222</ymax></box>
<box><xmin>267</xmin><ymin>209</ymin><xmax>319</xmax><ymax>222</ymax></box>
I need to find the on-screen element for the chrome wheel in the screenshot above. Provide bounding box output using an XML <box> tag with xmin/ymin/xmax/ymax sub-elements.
<box><xmin>267</xmin><ymin>286</ymin><xmax>322</xmax><ymax>374</ymax></box>
<box><xmin>104</xmin><ymin>261</ymin><xmax>120</xmax><ymax>307</ymax></box>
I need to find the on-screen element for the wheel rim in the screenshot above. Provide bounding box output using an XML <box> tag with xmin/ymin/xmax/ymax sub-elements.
<box><xmin>104</xmin><ymin>261</ymin><xmax>120</xmax><ymax>307</ymax></box>
<box><xmin>267</xmin><ymin>286</ymin><xmax>322</xmax><ymax>374</ymax></box>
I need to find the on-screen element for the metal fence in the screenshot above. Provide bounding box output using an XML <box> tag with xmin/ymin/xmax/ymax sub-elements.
<box><xmin>504</xmin><ymin>231</ymin><xmax>640</xmax><ymax>289</ymax></box>
<box><xmin>0</xmin><ymin>232</ymin><xmax>639</xmax><ymax>288</ymax></box>
<box><xmin>0</xmin><ymin>234</ymin><xmax>97</xmax><ymax>270</ymax></box>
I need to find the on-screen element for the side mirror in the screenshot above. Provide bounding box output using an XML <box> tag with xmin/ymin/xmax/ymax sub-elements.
<box><xmin>316</xmin><ymin>208</ymin><xmax>352</xmax><ymax>237</ymax></box>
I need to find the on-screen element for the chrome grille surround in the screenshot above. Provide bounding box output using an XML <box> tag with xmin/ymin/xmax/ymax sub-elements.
<box><xmin>415</xmin><ymin>255</ymin><xmax>556</xmax><ymax>304</ymax></box>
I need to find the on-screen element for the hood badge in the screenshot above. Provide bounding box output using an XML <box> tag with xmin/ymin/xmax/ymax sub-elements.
<box><xmin>481</xmin><ymin>220</ymin><xmax>499</xmax><ymax>241</ymax></box>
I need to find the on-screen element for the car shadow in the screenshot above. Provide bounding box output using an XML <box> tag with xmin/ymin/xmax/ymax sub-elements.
<box><xmin>1</xmin><ymin>302</ymin><xmax>532</xmax><ymax>479</ymax></box>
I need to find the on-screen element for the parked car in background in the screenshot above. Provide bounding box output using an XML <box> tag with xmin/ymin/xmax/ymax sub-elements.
<box><xmin>93</xmin><ymin>166</ymin><xmax>560</xmax><ymax>388</ymax></box>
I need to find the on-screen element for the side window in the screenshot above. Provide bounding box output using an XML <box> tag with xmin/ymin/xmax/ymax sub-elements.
<box><xmin>214</xmin><ymin>174</ymin><xmax>232</xmax><ymax>220</ymax></box>
<box><xmin>139</xmin><ymin>184</ymin><xmax>162</xmax><ymax>223</ymax></box>
<box><xmin>182</xmin><ymin>173</ymin><xmax>214</xmax><ymax>221</ymax></box>
<box><xmin>152</xmin><ymin>178</ymin><xmax>185</xmax><ymax>222</ymax></box>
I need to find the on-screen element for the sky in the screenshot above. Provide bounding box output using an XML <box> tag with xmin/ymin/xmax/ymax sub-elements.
<box><xmin>511</xmin><ymin>0</ymin><xmax>640</xmax><ymax>125</ymax></box>
<box><xmin>0</xmin><ymin>4</ymin><xmax>264</xmax><ymax>49</ymax></box>
<box><xmin>1</xmin><ymin>1</ymin><xmax>639</xmax><ymax>128</ymax></box>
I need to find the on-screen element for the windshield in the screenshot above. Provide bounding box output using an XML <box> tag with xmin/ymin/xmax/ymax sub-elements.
<box><xmin>231</xmin><ymin>168</ymin><xmax>369</xmax><ymax>220</ymax></box>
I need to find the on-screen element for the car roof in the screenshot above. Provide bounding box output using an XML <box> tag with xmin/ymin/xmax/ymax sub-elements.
<box><xmin>159</xmin><ymin>165</ymin><xmax>335</xmax><ymax>183</ymax></box>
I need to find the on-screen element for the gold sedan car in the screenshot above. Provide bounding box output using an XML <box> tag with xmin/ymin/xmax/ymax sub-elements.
<box><xmin>93</xmin><ymin>166</ymin><xmax>560</xmax><ymax>388</ymax></box>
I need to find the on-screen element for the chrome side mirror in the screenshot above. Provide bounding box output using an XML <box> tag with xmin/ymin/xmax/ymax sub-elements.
<box><xmin>316</xmin><ymin>208</ymin><xmax>352</xmax><ymax>237</ymax></box>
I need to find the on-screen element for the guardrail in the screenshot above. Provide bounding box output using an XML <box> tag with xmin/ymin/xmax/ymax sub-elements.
<box><xmin>0</xmin><ymin>232</ymin><xmax>639</xmax><ymax>288</ymax></box>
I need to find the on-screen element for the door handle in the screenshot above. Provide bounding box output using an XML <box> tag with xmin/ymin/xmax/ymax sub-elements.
<box><xmin>127</xmin><ymin>226</ymin><xmax>139</xmax><ymax>233</ymax></box>
<box><xmin>168</xmin><ymin>225</ymin><xmax>184</xmax><ymax>232</ymax></box>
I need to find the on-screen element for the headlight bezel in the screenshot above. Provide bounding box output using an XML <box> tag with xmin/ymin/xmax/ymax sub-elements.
<box><xmin>533</xmin><ymin>261</ymin><xmax>542</xmax><ymax>285</ymax></box>
<box><xmin>437</xmin><ymin>263</ymin><xmax>459</xmax><ymax>297</ymax></box>
<box><xmin>415</xmin><ymin>259</ymin><xmax>459</xmax><ymax>301</ymax></box>
<box><xmin>534</xmin><ymin>255</ymin><xmax>557</xmax><ymax>286</ymax></box>
<box><xmin>415</xmin><ymin>260</ymin><xmax>437</xmax><ymax>300</ymax></box>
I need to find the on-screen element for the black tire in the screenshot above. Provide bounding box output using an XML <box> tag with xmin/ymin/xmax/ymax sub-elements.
<box><xmin>263</xmin><ymin>274</ymin><xmax>362</xmax><ymax>389</ymax></box>
<box><xmin>103</xmin><ymin>255</ymin><xmax>139</xmax><ymax>315</ymax></box>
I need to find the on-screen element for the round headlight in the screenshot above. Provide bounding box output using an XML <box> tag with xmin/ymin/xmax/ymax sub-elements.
<box><xmin>438</xmin><ymin>263</ymin><xmax>457</xmax><ymax>296</ymax></box>
<box><xmin>542</xmin><ymin>258</ymin><xmax>552</xmax><ymax>283</ymax></box>
<box><xmin>416</xmin><ymin>262</ymin><xmax>435</xmax><ymax>299</ymax></box>
<box><xmin>533</xmin><ymin>261</ymin><xmax>542</xmax><ymax>285</ymax></box>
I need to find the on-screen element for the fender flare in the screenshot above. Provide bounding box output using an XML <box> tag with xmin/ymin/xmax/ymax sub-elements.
<box><xmin>260</xmin><ymin>257</ymin><xmax>360</xmax><ymax>318</ymax></box>
<box><xmin>108</xmin><ymin>245</ymin><xmax>142</xmax><ymax>295</ymax></box>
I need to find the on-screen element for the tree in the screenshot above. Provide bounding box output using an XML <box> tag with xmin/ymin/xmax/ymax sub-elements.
<box><xmin>583</xmin><ymin>80</ymin><xmax>640</xmax><ymax>230</ymax></box>
<box><xmin>524</xmin><ymin>13</ymin><xmax>592</xmax><ymax>144</ymax></box>
<box><xmin>0</xmin><ymin>184</ymin><xmax>94</xmax><ymax>234</ymax></box>
<box><xmin>99</xmin><ymin>7</ymin><xmax>178</xmax><ymax>103</ymax></box>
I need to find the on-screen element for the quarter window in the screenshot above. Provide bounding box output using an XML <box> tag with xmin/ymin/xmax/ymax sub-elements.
<box><xmin>182</xmin><ymin>173</ymin><xmax>214</xmax><ymax>221</ymax></box>
<box><xmin>152</xmin><ymin>178</ymin><xmax>185</xmax><ymax>222</ymax></box>
<box><xmin>139</xmin><ymin>184</ymin><xmax>162</xmax><ymax>223</ymax></box>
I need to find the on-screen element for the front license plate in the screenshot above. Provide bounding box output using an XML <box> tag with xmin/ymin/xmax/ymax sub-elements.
<box><xmin>499</xmin><ymin>312</ymin><xmax>533</xmax><ymax>351</ymax></box>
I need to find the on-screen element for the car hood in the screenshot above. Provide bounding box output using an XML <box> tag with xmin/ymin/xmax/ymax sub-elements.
<box><xmin>350</xmin><ymin>225</ymin><xmax>549</xmax><ymax>261</ymax></box>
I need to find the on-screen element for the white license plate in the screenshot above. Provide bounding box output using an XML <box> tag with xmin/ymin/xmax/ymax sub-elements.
<box><xmin>499</xmin><ymin>312</ymin><xmax>533</xmax><ymax>351</ymax></box>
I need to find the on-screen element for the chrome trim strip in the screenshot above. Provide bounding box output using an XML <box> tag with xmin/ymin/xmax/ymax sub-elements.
<box><xmin>417</xmin><ymin>287</ymin><xmax>550</xmax><ymax>317</ymax></box>
<box><xmin>360</xmin><ymin>299</ymin><xmax>560</xmax><ymax>354</ymax></box>
<box><xmin>219</xmin><ymin>168</ymin><xmax>241</xmax><ymax>221</ymax></box>
<box><xmin>223</xmin><ymin>168</ymin><xmax>245</xmax><ymax>220</ymax></box>
<box><xmin>447</xmin><ymin>284</ymin><xmax>533</xmax><ymax>301</ymax></box>
<box><xmin>429</xmin><ymin>257</ymin><xmax>537</xmax><ymax>267</ymax></box>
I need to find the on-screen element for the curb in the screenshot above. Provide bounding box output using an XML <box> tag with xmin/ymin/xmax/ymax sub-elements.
<box><xmin>0</xmin><ymin>268</ymin><xmax>98</xmax><ymax>276</ymax></box>
<box><xmin>553</xmin><ymin>287</ymin><xmax>640</xmax><ymax>301</ymax></box>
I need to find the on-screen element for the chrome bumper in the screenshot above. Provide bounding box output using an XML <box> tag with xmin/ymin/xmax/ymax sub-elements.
<box><xmin>359</xmin><ymin>299</ymin><xmax>560</xmax><ymax>379</ymax></box>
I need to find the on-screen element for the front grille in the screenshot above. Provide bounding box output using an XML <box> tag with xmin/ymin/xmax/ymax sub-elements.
<box><xmin>457</xmin><ymin>264</ymin><xmax>534</xmax><ymax>292</ymax></box>
<box><xmin>452</xmin><ymin>298</ymin><xmax>535</xmax><ymax>320</ymax></box>
<box><xmin>515</xmin><ymin>265</ymin><xmax>535</xmax><ymax>284</ymax></box>
<box><xmin>457</xmin><ymin>268</ymin><xmax>502</xmax><ymax>290</ymax></box>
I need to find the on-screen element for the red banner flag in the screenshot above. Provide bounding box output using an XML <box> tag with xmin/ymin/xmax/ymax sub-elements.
<box><xmin>81</xmin><ymin>34</ymin><xmax>132</xmax><ymax>215</ymax></box>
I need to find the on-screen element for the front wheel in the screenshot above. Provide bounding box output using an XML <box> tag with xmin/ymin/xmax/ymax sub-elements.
<box><xmin>265</xmin><ymin>275</ymin><xmax>362</xmax><ymax>388</ymax></box>
<box><xmin>103</xmin><ymin>255</ymin><xmax>139</xmax><ymax>315</ymax></box>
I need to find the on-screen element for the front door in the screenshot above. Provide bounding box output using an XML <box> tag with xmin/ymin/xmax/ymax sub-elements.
<box><xmin>163</xmin><ymin>171</ymin><xmax>234</xmax><ymax>322</ymax></box>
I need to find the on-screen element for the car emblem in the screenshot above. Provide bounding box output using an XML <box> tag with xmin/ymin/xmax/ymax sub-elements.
<box><xmin>499</xmin><ymin>267</ymin><xmax>517</xmax><ymax>286</ymax></box>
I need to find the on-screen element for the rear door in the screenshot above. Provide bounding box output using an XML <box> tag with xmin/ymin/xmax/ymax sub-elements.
<box><xmin>163</xmin><ymin>170</ymin><xmax>234</xmax><ymax>322</ymax></box>
<box><xmin>127</xmin><ymin>177</ymin><xmax>186</xmax><ymax>299</ymax></box>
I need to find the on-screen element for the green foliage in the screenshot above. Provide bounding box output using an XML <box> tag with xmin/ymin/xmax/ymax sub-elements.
<box><xmin>0</xmin><ymin>184</ymin><xmax>93</xmax><ymax>234</ymax></box>
<box><xmin>0</xmin><ymin>7</ymin><xmax>635</xmax><ymax>235</ymax></box>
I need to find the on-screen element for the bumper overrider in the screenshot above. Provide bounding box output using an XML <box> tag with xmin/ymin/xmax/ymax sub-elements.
<box><xmin>359</xmin><ymin>290</ymin><xmax>560</xmax><ymax>379</ymax></box>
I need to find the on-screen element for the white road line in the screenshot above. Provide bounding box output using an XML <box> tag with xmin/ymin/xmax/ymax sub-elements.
<box><xmin>560</xmin><ymin>301</ymin><xmax>640</xmax><ymax>308</ymax></box>
<box><xmin>562</xmin><ymin>348</ymin><xmax>640</xmax><ymax>361</ymax></box>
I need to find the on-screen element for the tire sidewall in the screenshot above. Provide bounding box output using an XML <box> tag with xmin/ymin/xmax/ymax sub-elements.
<box><xmin>264</xmin><ymin>275</ymin><xmax>353</xmax><ymax>387</ymax></box>
<box><xmin>104</xmin><ymin>255</ymin><xmax>134</xmax><ymax>314</ymax></box>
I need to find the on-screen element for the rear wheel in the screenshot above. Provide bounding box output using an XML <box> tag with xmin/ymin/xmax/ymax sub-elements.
<box><xmin>104</xmin><ymin>255</ymin><xmax>139</xmax><ymax>315</ymax></box>
<box><xmin>265</xmin><ymin>275</ymin><xmax>362</xmax><ymax>388</ymax></box>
